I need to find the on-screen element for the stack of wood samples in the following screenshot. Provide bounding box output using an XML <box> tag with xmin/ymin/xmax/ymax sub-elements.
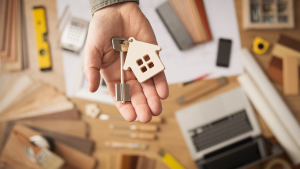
<box><xmin>0</xmin><ymin>74</ymin><xmax>96</xmax><ymax>169</ymax></box>
<box><xmin>0</xmin><ymin>0</ymin><xmax>28</xmax><ymax>72</ymax></box>
<box><xmin>169</xmin><ymin>0</ymin><xmax>212</xmax><ymax>44</ymax></box>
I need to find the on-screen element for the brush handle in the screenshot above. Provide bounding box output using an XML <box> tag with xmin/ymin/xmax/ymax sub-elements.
<box><xmin>136</xmin><ymin>133</ymin><xmax>156</xmax><ymax>140</ymax></box>
<box><xmin>138</xmin><ymin>125</ymin><xmax>158</xmax><ymax>132</ymax></box>
<box><xmin>13</xmin><ymin>130</ymin><xmax>41</xmax><ymax>154</ymax></box>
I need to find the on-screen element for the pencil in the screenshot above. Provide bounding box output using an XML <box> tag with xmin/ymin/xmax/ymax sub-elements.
<box><xmin>179</xmin><ymin>73</ymin><xmax>210</xmax><ymax>88</ymax></box>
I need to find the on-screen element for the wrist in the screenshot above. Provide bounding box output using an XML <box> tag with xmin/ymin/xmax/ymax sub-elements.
<box><xmin>91</xmin><ymin>0</ymin><xmax>139</xmax><ymax>15</ymax></box>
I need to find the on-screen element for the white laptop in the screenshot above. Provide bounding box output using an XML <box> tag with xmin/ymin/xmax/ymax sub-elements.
<box><xmin>175</xmin><ymin>87</ymin><xmax>263</xmax><ymax>167</ymax></box>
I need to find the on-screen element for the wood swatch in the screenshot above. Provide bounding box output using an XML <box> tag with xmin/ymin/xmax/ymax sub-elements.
<box><xmin>267</xmin><ymin>56</ymin><xmax>300</xmax><ymax>85</ymax></box>
<box><xmin>168</xmin><ymin>0</ymin><xmax>211</xmax><ymax>44</ymax></box>
<box><xmin>3</xmin><ymin>0</ymin><xmax>23</xmax><ymax>71</ymax></box>
<box><xmin>195</xmin><ymin>0</ymin><xmax>212</xmax><ymax>40</ymax></box>
<box><xmin>16</xmin><ymin>120</ymin><xmax>87</xmax><ymax>138</ymax></box>
<box><xmin>0</xmin><ymin>0</ymin><xmax>8</xmax><ymax>50</ymax></box>
<box><xmin>0</xmin><ymin>109</ymin><xmax>81</xmax><ymax>152</ymax></box>
<box><xmin>267</xmin><ymin>56</ymin><xmax>284</xmax><ymax>84</ymax></box>
<box><xmin>0</xmin><ymin>0</ymin><xmax>17</xmax><ymax>62</ymax></box>
<box><xmin>21</xmin><ymin>108</ymin><xmax>80</xmax><ymax>121</ymax></box>
<box><xmin>2</xmin><ymin>123</ymin><xmax>93</xmax><ymax>155</ymax></box>
<box><xmin>0</xmin><ymin>0</ymin><xmax>13</xmax><ymax>57</ymax></box>
<box><xmin>0</xmin><ymin>125</ymin><xmax>96</xmax><ymax>169</ymax></box>
<box><xmin>0</xmin><ymin>83</ymin><xmax>74</xmax><ymax>122</ymax></box>
<box><xmin>283</xmin><ymin>56</ymin><xmax>299</xmax><ymax>95</ymax></box>
<box><xmin>272</xmin><ymin>34</ymin><xmax>300</xmax><ymax>61</ymax></box>
<box><xmin>120</xmin><ymin>155</ymin><xmax>155</xmax><ymax>169</ymax></box>
<box><xmin>2</xmin><ymin>123</ymin><xmax>91</xmax><ymax>154</ymax></box>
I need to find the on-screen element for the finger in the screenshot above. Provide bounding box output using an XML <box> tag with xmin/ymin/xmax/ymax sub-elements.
<box><xmin>153</xmin><ymin>71</ymin><xmax>169</xmax><ymax>99</ymax></box>
<box><xmin>140</xmin><ymin>79</ymin><xmax>162</xmax><ymax>116</ymax></box>
<box><xmin>116</xmin><ymin>80</ymin><xmax>152</xmax><ymax>123</ymax></box>
<box><xmin>84</xmin><ymin>42</ymin><xmax>102</xmax><ymax>93</ymax></box>
<box><xmin>107</xmin><ymin>80</ymin><xmax>152</xmax><ymax>123</ymax></box>
<box><xmin>117</xmin><ymin>102</ymin><xmax>137</xmax><ymax>122</ymax></box>
<box><xmin>130</xmin><ymin>81</ymin><xmax>152</xmax><ymax>123</ymax></box>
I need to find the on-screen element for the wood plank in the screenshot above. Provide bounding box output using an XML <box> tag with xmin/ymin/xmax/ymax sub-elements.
<box><xmin>0</xmin><ymin>0</ymin><xmax>8</xmax><ymax>50</ymax></box>
<box><xmin>3</xmin><ymin>0</ymin><xmax>23</xmax><ymax>71</ymax></box>
<box><xmin>0</xmin><ymin>0</ymin><xmax>17</xmax><ymax>62</ymax></box>
<box><xmin>0</xmin><ymin>125</ymin><xmax>96</xmax><ymax>169</ymax></box>
<box><xmin>283</xmin><ymin>56</ymin><xmax>299</xmax><ymax>95</ymax></box>
<box><xmin>17</xmin><ymin>120</ymin><xmax>87</xmax><ymax>138</ymax></box>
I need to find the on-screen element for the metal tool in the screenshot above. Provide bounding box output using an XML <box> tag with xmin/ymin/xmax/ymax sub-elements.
<box><xmin>112</xmin><ymin>133</ymin><xmax>156</xmax><ymax>140</ymax></box>
<box><xmin>105</xmin><ymin>141</ymin><xmax>148</xmax><ymax>150</ymax></box>
<box><xmin>99</xmin><ymin>114</ymin><xmax>163</xmax><ymax>124</ymax></box>
<box><xmin>112</xmin><ymin>37</ymin><xmax>130</xmax><ymax>104</ymax></box>
<box><xmin>109</xmin><ymin>124</ymin><xmax>158</xmax><ymax>132</ymax></box>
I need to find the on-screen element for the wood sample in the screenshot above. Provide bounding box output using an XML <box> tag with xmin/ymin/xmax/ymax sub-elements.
<box><xmin>272</xmin><ymin>34</ymin><xmax>300</xmax><ymax>61</ymax></box>
<box><xmin>120</xmin><ymin>155</ymin><xmax>155</xmax><ymax>169</ymax></box>
<box><xmin>0</xmin><ymin>0</ymin><xmax>8</xmax><ymax>50</ymax></box>
<box><xmin>0</xmin><ymin>125</ymin><xmax>96</xmax><ymax>169</ymax></box>
<box><xmin>168</xmin><ymin>0</ymin><xmax>211</xmax><ymax>44</ymax></box>
<box><xmin>3</xmin><ymin>0</ymin><xmax>23</xmax><ymax>71</ymax></box>
<box><xmin>0</xmin><ymin>82</ymin><xmax>74</xmax><ymax>122</ymax></box>
<box><xmin>0</xmin><ymin>75</ymin><xmax>34</xmax><ymax>114</ymax></box>
<box><xmin>267</xmin><ymin>56</ymin><xmax>283</xmax><ymax>84</ymax></box>
<box><xmin>283</xmin><ymin>56</ymin><xmax>299</xmax><ymax>95</ymax></box>
<box><xmin>16</xmin><ymin>120</ymin><xmax>87</xmax><ymax>138</ymax></box>
<box><xmin>21</xmin><ymin>109</ymin><xmax>80</xmax><ymax>121</ymax></box>
<box><xmin>2</xmin><ymin>122</ymin><xmax>91</xmax><ymax>154</ymax></box>
<box><xmin>267</xmin><ymin>56</ymin><xmax>300</xmax><ymax>85</ymax></box>
<box><xmin>0</xmin><ymin>0</ymin><xmax>13</xmax><ymax>57</ymax></box>
<box><xmin>195</xmin><ymin>0</ymin><xmax>212</xmax><ymax>40</ymax></box>
<box><xmin>0</xmin><ymin>0</ymin><xmax>17</xmax><ymax>62</ymax></box>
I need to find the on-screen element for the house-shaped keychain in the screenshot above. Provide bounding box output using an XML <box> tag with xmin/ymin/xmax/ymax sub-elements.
<box><xmin>124</xmin><ymin>37</ymin><xmax>165</xmax><ymax>83</ymax></box>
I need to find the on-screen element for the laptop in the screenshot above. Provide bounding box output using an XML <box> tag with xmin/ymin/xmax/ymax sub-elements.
<box><xmin>175</xmin><ymin>87</ymin><xmax>267</xmax><ymax>169</ymax></box>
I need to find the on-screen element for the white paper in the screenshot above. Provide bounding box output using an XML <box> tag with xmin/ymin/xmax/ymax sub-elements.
<box><xmin>56</xmin><ymin>0</ymin><xmax>243</xmax><ymax>97</ymax></box>
<box><xmin>238</xmin><ymin>48</ymin><xmax>300</xmax><ymax>150</ymax></box>
<box><xmin>238</xmin><ymin>73</ymin><xmax>300</xmax><ymax>165</ymax></box>
<box><xmin>140</xmin><ymin>0</ymin><xmax>243</xmax><ymax>83</ymax></box>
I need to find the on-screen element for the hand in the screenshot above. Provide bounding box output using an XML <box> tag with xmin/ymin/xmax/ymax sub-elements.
<box><xmin>84</xmin><ymin>2</ymin><xmax>169</xmax><ymax>123</ymax></box>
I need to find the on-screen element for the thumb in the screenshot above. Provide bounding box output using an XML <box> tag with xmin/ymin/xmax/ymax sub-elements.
<box><xmin>84</xmin><ymin>43</ymin><xmax>102</xmax><ymax>93</ymax></box>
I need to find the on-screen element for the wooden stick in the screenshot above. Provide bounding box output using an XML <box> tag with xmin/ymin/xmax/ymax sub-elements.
<box><xmin>177</xmin><ymin>77</ymin><xmax>228</xmax><ymax>104</ymax></box>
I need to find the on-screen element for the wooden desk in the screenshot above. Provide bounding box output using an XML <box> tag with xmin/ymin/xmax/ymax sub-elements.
<box><xmin>8</xmin><ymin>0</ymin><xmax>300</xmax><ymax>168</ymax></box>
<box><xmin>71</xmin><ymin>1</ymin><xmax>300</xmax><ymax>169</ymax></box>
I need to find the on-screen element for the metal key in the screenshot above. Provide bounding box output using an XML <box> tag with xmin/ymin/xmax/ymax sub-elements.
<box><xmin>112</xmin><ymin>37</ymin><xmax>131</xmax><ymax>104</ymax></box>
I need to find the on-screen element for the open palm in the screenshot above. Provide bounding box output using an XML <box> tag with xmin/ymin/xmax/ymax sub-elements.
<box><xmin>84</xmin><ymin>2</ymin><xmax>169</xmax><ymax>123</ymax></box>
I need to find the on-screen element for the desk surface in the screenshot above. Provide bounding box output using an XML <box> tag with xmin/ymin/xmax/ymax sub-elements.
<box><xmin>16</xmin><ymin>0</ymin><xmax>300</xmax><ymax>168</ymax></box>
<box><xmin>72</xmin><ymin>1</ymin><xmax>300</xmax><ymax>168</ymax></box>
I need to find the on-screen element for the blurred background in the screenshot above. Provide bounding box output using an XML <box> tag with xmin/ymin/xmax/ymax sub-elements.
<box><xmin>0</xmin><ymin>0</ymin><xmax>299</xmax><ymax>169</ymax></box>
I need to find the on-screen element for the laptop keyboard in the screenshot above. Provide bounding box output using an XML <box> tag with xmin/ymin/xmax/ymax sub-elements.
<box><xmin>196</xmin><ymin>142</ymin><xmax>262</xmax><ymax>169</ymax></box>
<box><xmin>189</xmin><ymin>110</ymin><xmax>253</xmax><ymax>152</ymax></box>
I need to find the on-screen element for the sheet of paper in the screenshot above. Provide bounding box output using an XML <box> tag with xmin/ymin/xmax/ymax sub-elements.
<box><xmin>56</xmin><ymin>0</ymin><xmax>243</xmax><ymax>97</ymax></box>
<box><xmin>140</xmin><ymin>0</ymin><xmax>243</xmax><ymax>83</ymax></box>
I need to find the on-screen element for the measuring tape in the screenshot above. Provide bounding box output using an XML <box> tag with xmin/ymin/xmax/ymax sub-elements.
<box><xmin>158</xmin><ymin>149</ymin><xmax>185</xmax><ymax>169</ymax></box>
<box><xmin>33</xmin><ymin>7</ymin><xmax>51</xmax><ymax>71</ymax></box>
<box><xmin>264</xmin><ymin>158</ymin><xmax>292</xmax><ymax>169</ymax></box>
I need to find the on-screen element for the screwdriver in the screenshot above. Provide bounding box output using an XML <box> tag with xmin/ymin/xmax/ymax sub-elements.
<box><xmin>109</xmin><ymin>124</ymin><xmax>158</xmax><ymax>132</ymax></box>
<box><xmin>112</xmin><ymin>133</ymin><xmax>156</xmax><ymax>140</ymax></box>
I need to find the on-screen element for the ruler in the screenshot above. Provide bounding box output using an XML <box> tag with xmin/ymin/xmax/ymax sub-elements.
<box><xmin>33</xmin><ymin>6</ymin><xmax>51</xmax><ymax>71</ymax></box>
<box><xmin>158</xmin><ymin>149</ymin><xmax>185</xmax><ymax>169</ymax></box>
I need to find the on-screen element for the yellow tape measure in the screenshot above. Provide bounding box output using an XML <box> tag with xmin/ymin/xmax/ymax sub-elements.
<box><xmin>158</xmin><ymin>149</ymin><xmax>185</xmax><ymax>169</ymax></box>
<box><xmin>33</xmin><ymin>7</ymin><xmax>51</xmax><ymax>71</ymax></box>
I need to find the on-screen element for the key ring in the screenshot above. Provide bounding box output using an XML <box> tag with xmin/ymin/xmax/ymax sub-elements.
<box><xmin>123</xmin><ymin>39</ymin><xmax>133</xmax><ymax>44</ymax></box>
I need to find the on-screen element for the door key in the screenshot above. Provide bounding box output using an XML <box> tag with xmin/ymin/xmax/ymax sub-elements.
<box><xmin>112</xmin><ymin>37</ymin><xmax>130</xmax><ymax>104</ymax></box>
